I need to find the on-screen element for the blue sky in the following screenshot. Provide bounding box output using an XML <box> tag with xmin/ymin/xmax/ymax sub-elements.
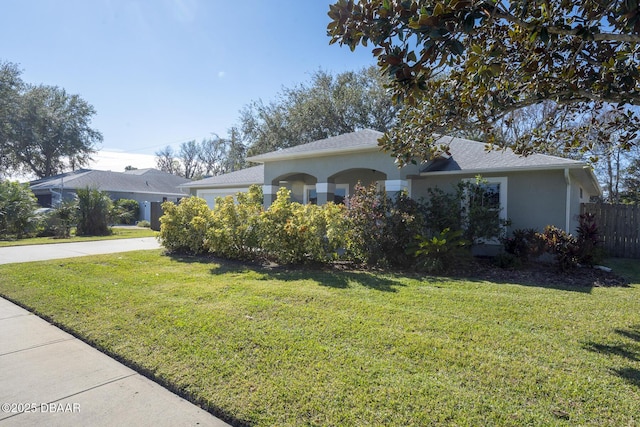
<box><xmin>1</xmin><ymin>0</ymin><xmax>376</xmax><ymax>170</ymax></box>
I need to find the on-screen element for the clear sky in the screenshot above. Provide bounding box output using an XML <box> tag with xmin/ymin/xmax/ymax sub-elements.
<box><xmin>1</xmin><ymin>0</ymin><xmax>376</xmax><ymax>171</ymax></box>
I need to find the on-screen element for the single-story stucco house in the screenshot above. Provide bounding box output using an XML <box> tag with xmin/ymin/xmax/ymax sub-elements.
<box><xmin>181</xmin><ymin>129</ymin><xmax>601</xmax><ymax>234</ymax></box>
<box><xmin>29</xmin><ymin>168</ymin><xmax>190</xmax><ymax>221</ymax></box>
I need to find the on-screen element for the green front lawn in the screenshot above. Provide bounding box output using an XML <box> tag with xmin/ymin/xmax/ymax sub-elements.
<box><xmin>0</xmin><ymin>227</ymin><xmax>156</xmax><ymax>247</ymax></box>
<box><xmin>0</xmin><ymin>252</ymin><xmax>638</xmax><ymax>426</ymax></box>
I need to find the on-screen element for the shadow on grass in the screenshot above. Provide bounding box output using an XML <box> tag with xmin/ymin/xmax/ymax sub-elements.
<box><xmin>466</xmin><ymin>275</ymin><xmax>595</xmax><ymax>293</ymax></box>
<box><xmin>612</xmin><ymin>367</ymin><xmax>640</xmax><ymax>387</ymax></box>
<box><xmin>260</xmin><ymin>268</ymin><xmax>406</xmax><ymax>292</ymax></box>
<box><xmin>431</xmin><ymin>265</ymin><xmax>593</xmax><ymax>294</ymax></box>
<box><xmin>165</xmin><ymin>252</ymin><xmax>407</xmax><ymax>292</ymax></box>
<box><xmin>584</xmin><ymin>324</ymin><xmax>640</xmax><ymax>388</ymax></box>
<box><xmin>417</xmin><ymin>257</ymin><xmax>603</xmax><ymax>293</ymax></box>
<box><xmin>165</xmin><ymin>252</ymin><xmax>634</xmax><ymax>294</ymax></box>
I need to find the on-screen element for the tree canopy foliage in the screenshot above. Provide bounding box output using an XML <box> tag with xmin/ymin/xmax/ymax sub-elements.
<box><xmin>0</xmin><ymin>62</ymin><xmax>23</xmax><ymax>176</ymax></box>
<box><xmin>622</xmin><ymin>157</ymin><xmax>640</xmax><ymax>203</ymax></box>
<box><xmin>0</xmin><ymin>180</ymin><xmax>39</xmax><ymax>239</ymax></box>
<box><xmin>0</xmin><ymin>60</ymin><xmax>102</xmax><ymax>178</ymax></box>
<box><xmin>241</xmin><ymin>66</ymin><xmax>398</xmax><ymax>156</ymax></box>
<box><xmin>155</xmin><ymin>129</ymin><xmax>246</xmax><ymax>179</ymax></box>
<box><xmin>327</xmin><ymin>0</ymin><xmax>640</xmax><ymax>165</ymax></box>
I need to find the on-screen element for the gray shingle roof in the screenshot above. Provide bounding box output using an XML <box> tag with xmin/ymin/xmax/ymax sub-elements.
<box><xmin>246</xmin><ymin>129</ymin><xmax>383</xmax><ymax>162</ymax></box>
<box><xmin>422</xmin><ymin>136</ymin><xmax>585</xmax><ymax>173</ymax></box>
<box><xmin>182</xmin><ymin>131</ymin><xmax>591</xmax><ymax>190</ymax></box>
<box><xmin>180</xmin><ymin>165</ymin><xmax>264</xmax><ymax>189</ymax></box>
<box><xmin>246</xmin><ymin>129</ymin><xmax>584</xmax><ymax>171</ymax></box>
<box><xmin>29</xmin><ymin>169</ymin><xmax>190</xmax><ymax>196</ymax></box>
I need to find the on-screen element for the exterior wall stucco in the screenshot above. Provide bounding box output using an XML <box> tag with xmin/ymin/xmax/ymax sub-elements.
<box><xmin>196</xmin><ymin>187</ymin><xmax>251</xmax><ymax>209</ymax></box>
<box><xmin>262</xmin><ymin>151</ymin><xmax>421</xmax><ymax>185</ymax></box>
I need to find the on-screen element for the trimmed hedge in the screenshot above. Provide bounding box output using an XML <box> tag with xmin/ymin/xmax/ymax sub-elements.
<box><xmin>158</xmin><ymin>181</ymin><xmax>503</xmax><ymax>268</ymax></box>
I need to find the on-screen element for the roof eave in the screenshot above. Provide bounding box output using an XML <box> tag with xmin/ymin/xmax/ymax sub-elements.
<box><xmin>246</xmin><ymin>145</ymin><xmax>379</xmax><ymax>163</ymax></box>
<box><xmin>180</xmin><ymin>181</ymin><xmax>261</xmax><ymax>189</ymax></box>
<box><xmin>419</xmin><ymin>162</ymin><xmax>588</xmax><ymax>176</ymax></box>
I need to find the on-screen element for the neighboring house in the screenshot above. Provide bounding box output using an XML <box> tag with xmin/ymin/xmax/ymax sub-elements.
<box><xmin>182</xmin><ymin>129</ymin><xmax>601</xmax><ymax>234</ymax></box>
<box><xmin>29</xmin><ymin>168</ymin><xmax>190</xmax><ymax>221</ymax></box>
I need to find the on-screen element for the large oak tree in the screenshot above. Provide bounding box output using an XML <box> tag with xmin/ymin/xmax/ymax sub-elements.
<box><xmin>0</xmin><ymin>61</ymin><xmax>23</xmax><ymax>176</ymax></box>
<box><xmin>8</xmin><ymin>84</ymin><xmax>102</xmax><ymax>178</ymax></box>
<box><xmin>1</xmin><ymin>61</ymin><xmax>102</xmax><ymax>178</ymax></box>
<box><xmin>327</xmin><ymin>0</ymin><xmax>640</xmax><ymax>165</ymax></box>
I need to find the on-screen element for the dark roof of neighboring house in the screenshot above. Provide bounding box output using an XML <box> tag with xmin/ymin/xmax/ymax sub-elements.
<box><xmin>180</xmin><ymin>165</ymin><xmax>264</xmax><ymax>189</ymax></box>
<box><xmin>247</xmin><ymin>129</ymin><xmax>384</xmax><ymax>162</ymax></box>
<box><xmin>29</xmin><ymin>169</ymin><xmax>190</xmax><ymax>196</ymax></box>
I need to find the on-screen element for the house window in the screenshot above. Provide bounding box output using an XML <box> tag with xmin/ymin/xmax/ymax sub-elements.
<box><xmin>462</xmin><ymin>177</ymin><xmax>508</xmax><ymax>242</ymax></box>
<box><xmin>334</xmin><ymin>185</ymin><xmax>348</xmax><ymax>204</ymax></box>
<box><xmin>304</xmin><ymin>184</ymin><xmax>349</xmax><ymax>204</ymax></box>
<box><xmin>305</xmin><ymin>187</ymin><xmax>318</xmax><ymax>204</ymax></box>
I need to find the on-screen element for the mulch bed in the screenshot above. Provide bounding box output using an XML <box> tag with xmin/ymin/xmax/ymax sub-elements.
<box><xmin>168</xmin><ymin>251</ymin><xmax>629</xmax><ymax>288</ymax></box>
<box><xmin>449</xmin><ymin>258</ymin><xmax>629</xmax><ymax>288</ymax></box>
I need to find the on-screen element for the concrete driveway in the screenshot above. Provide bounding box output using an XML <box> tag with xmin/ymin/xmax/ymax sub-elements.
<box><xmin>0</xmin><ymin>237</ymin><xmax>161</xmax><ymax>265</ymax></box>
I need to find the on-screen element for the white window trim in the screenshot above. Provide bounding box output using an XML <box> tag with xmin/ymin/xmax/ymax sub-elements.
<box><xmin>384</xmin><ymin>179</ymin><xmax>409</xmax><ymax>193</ymax></box>
<box><xmin>304</xmin><ymin>183</ymin><xmax>349</xmax><ymax>204</ymax></box>
<box><xmin>462</xmin><ymin>177</ymin><xmax>508</xmax><ymax>244</ymax></box>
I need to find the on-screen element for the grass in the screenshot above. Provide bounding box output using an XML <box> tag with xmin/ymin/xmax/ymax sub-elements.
<box><xmin>0</xmin><ymin>252</ymin><xmax>639</xmax><ymax>426</ymax></box>
<box><xmin>0</xmin><ymin>226</ymin><xmax>156</xmax><ymax>247</ymax></box>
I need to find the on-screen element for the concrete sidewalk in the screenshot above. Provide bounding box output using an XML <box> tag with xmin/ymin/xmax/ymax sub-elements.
<box><xmin>0</xmin><ymin>240</ymin><xmax>230</xmax><ymax>426</ymax></box>
<box><xmin>0</xmin><ymin>237</ymin><xmax>162</xmax><ymax>265</ymax></box>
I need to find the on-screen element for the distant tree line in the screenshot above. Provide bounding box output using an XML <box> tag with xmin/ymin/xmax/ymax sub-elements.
<box><xmin>155</xmin><ymin>127</ymin><xmax>246</xmax><ymax>180</ymax></box>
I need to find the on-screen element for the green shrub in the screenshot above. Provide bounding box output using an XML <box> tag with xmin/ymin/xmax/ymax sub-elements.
<box><xmin>502</xmin><ymin>228</ymin><xmax>545</xmax><ymax>264</ymax></box>
<box><xmin>344</xmin><ymin>183</ymin><xmax>387</xmax><ymax>265</ymax></box>
<box><xmin>37</xmin><ymin>201</ymin><xmax>78</xmax><ymax>238</ymax></box>
<box><xmin>297</xmin><ymin>201</ymin><xmax>349</xmax><ymax>263</ymax></box>
<box><xmin>255</xmin><ymin>188</ymin><xmax>349</xmax><ymax>265</ymax></box>
<box><xmin>538</xmin><ymin>225</ymin><xmax>579</xmax><ymax>271</ymax></box>
<box><xmin>111</xmin><ymin>199</ymin><xmax>139</xmax><ymax>224</ymax></box>
<box><xmin>344</xmin><ymin>183</ymin><xmax>424</xmax><ymax>267</ymax></box>
<box><xmin>459</xmin><ymin>177</ymin><xmax>508</xmax><ymax>244</ymax></box>
<box><xmin>492</xmin><ymin>252</ymin><xmax>522</xmax><ymax>269</ymax></box>
<box><xmin>159</xmin><ymin>196</ymin><xmax>212</xmax><ymax>254</ymax></box>
<box><xmin>424</xmin><ymin>187</ymin><xmax>462</xmax><ymax>235</ymax></box>
<box><xmin>424</xmin><ymin>177</ymin><xmax>507</xmax><ymax>245</ymax></box>
<box><xmin>381</xmin><ymin>192</ymin><xmax>426</xmax><ymax>267</ymax></box>
<box><xmin>136</xmin><ymin>220</ymin><xmax>151</xmax><ymax>228</ymax></box>
<box><xmin>576</xmin><ymin>213</ymin><xmax>605</xmax><ymax>266</ymax></box>
<box><xmin>410</xmin><ymin>228</ymin><xmax>470</xmax><ymax>273</ymax></box>
<box><xmin>315</xmin><ymin>201</ymin><xmax>349</xmax><ymax>261</ymax></box>
<box><xmin>259</xmin><ymin>188</ymin><xmax>313</xmax><ymax>264</ymax></box>
<box><xmin>0</xmin><ymin>180</ymin><xmax>39</xmax><ymax>239</ymax></box>
<box><xmin>207</xmin><ymin>185</ymin><xmax>263</xmax><ymax>260</ymax></box>
<box><xmin>76</xmin><ymin>187</ymin><xmax>113</xmax><ymax>236</ymax></box>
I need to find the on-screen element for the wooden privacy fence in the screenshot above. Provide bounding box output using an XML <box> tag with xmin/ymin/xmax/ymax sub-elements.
<box><xmin>581</xmin><ymin>203</ymin><xmax>640</xmax><ymax>259</ymax></box>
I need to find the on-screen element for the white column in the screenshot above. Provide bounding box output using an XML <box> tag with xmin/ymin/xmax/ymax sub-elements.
<box><xmin>263</xmin><ymin>184</ymin><xmax>279</xmax><ymax>208</ymax></box>
<box><xmin>316</xmin><ymin>182</ymin><xmax>335</xmax><ymax>205</ymax></box>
